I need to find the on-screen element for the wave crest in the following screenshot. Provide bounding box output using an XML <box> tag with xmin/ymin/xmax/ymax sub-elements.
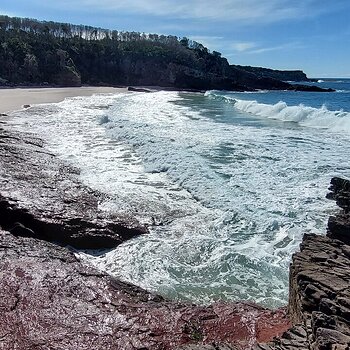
<box><xmin>206</xmin><ymin>91</ymin><xmax>350</xmax><ymax>132</ymax></box>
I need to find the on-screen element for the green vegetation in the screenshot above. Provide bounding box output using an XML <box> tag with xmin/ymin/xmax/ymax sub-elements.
<box><xmin>0</xmin><ymin>15</ymin><xmax>226</xmax><ymax>87</ymax></box>
<box><xmin>0</xmin><ymin>15</ymin><xmax>313</xmax><ymax>90</ymax></box>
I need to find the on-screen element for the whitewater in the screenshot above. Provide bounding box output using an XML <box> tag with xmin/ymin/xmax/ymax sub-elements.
<box><xmin>8</xmin><ymin>79</ymin><xmax>350</xmax><ymax>308</ymax></box>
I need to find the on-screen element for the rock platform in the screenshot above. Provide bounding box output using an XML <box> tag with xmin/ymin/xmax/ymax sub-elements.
<box><xmin>0</xmin><ymin>120</ymin><xmax>349</xmax><ymax>349</ymax></box>
<box><xmin>0</xmin><ymin>123</ymin><xmax>289</xmax><ymax>349</ymax></box>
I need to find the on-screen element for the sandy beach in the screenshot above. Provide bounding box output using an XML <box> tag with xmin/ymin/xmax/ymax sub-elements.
<box><xmin>0</xmin><ymin>86</ymin><xmax>128</xmax><ymax>114</ymax></box>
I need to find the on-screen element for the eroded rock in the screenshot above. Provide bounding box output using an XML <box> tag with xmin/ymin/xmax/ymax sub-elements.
<box><xmin>0</xmin><ymin>126</ymin><xmax>147</xmax><ymax>249</ymax></box>
<box><xmin>0</xmin><ymin>230</ymin><xmax>290</xmax><ymax>349</ymax></box>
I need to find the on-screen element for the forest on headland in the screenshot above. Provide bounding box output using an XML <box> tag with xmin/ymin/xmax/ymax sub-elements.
<box><xmin>0</xmin><ymin>15</ymin><xmax>320</xmax><ymax>91</ymax></box>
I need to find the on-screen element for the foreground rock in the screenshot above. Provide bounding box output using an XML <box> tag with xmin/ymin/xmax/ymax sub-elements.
<box><xmin>0</xmin><ymin>126</ymin><xmax>147</xmax><ymax>249</ymax></box>
<box><xmin>0</xmin><ymin>123</ymin><xmax>290</xmax><ymax>349</ymax></box>
<box><xmin>257</xmin><ymin>177</ymin><xmax>350</xmax><ymax>350</ymax></box>
<box><xmin>1</xmin><ymin>117</ymin><xmax>348</xmax><ymax>349</ymax></box>
<box><xmin>0</xmin><ymin>230</ymin><xmax>289</xmax><ymax>349</ymax></box>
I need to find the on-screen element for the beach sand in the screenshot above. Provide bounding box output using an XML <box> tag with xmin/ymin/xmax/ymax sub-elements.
<box><xmin>0</xmin><ymin>86</ymin><xmax>128</xmax><ymax>114</ymax></box>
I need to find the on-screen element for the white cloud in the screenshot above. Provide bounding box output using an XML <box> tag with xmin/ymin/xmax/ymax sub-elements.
<box><xmin>59</xmin><ymin>0</ymin><xmax>338</xmax><ymax>23</ymax></box>
<box><xmin>189</xmin><ymin>35</ymin><xmax>224</xmax><ymax>50</ymax></box>
<box><xmin>231</xmin><ymin>42</ymin><xmax>256</xmax><ymax>52</ymax></box>
<box><xmin>246</xmin><ymin>42</ymin><xmax>305</xmax><ymax>54</ymax></box>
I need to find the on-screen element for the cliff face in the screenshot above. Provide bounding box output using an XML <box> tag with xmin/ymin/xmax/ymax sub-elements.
<box><xmin>98</xmin><ymin>56</ymin><xmax>330</xmax><ymax>92</ymax></box>
<box><xmin>0</xmin><ymin>15</ymin><xmax>332</xmax><ymax>92</ymax></box>
<box><xmin>233</xmin><ymin>66</ymin><xmax>309</xmax><ymax>82</ymax></box>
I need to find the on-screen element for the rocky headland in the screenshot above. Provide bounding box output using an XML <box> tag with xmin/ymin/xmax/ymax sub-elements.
<box><xmin>0</xmin><ymin>15</ymin><xmax>334</xmax><ymax>93</ymax></box>
<box><xmin>0</xmin><ymin>120</ymin><xmax>349</xmax><ymax>349</ymax></box>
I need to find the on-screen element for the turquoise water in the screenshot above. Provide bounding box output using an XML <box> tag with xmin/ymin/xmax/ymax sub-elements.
<box><xmin>8</xmin><ymin>80</ymin><xmax>350</xmax><ymax>308</ymax></box>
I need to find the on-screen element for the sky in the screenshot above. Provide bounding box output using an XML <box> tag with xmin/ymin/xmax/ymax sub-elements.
<box><xmin>1</xmin><ymin>0</ymin><xmax>350</xmax><ymax>78</ymax></box>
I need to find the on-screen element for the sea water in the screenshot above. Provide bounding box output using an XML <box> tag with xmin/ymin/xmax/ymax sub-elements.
<box><xmin>8</xmin><ymin>79</ymin><xmax>350</xmax><ymax>308</ymax></box>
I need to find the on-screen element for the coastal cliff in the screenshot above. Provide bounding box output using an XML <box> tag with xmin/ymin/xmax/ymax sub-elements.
<box><xmin>0</xmin><ymin>15</ymin><xmax>332</xmax><ymax>93</ymax></box>
<box><xmin>233</xmin><ymin>66</ymin><xmax>309</xmax><ymax>82</ymax></box>
<box><xmin>0</xmin><ymin>120</ymin><xmax>349</xmax><ymax>349</ymax></box>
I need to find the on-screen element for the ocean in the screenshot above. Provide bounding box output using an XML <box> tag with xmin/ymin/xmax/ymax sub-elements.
<box><xmin>8</xmin><ymin>79</ymin><xmax>350</xmax><ymax>308</ymax></box>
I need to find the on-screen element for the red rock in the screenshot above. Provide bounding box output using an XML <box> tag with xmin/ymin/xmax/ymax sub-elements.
<box><xmin>0</xmin><ymin>230</ymin><xmax>290</xmax><ymax>350</ymax></box>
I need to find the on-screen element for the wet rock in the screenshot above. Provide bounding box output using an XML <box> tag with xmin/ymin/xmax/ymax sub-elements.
<box><xmin>0</xmin><ymin>123</ymin><xmax>291</xmax><ymax>349</ymax></box>
<box><xmin>128</xmin><ymin>86</ymin><xmax>152</xmax><ymax>92</ymax></box>
<box><xmin>327</xmin><ymin>177</ymin><xmax>350</xmax><ymax>213</ymax></box>
<box><xmin>2</xmin><ymin>121</ymin><xmax>348</xmax><ymax>349</ymax></box>
<box><xmin>0</xmin><ymin>229</ymin><xmax>289</xmax><ymax>350</ymax></box>
<box><xmin>0</xmin><ymin>126</ymin><xmax>147</xmax><ymax>249</ymax></box>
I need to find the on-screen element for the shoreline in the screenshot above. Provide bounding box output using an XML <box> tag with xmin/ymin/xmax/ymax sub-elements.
<box><xmin>0</xmin><ymin>86</ymin><xmax>129</xmax><ymax>114</ymax></box>
<box><xmin>0</xmin><ymin>89</ymin><xmax>348</xmax><ymax>348</ymax></box>
<box><xmin>0</xmin><ymin>120</ymin><xmax>291</xmax><ymax>349</ymax></box>
<box><xmin>0</xmin><ymin>85</ymin><xmax>205</xmax><ymax>115</ymax></box>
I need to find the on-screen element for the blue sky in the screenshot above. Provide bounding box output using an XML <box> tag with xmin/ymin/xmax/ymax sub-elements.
<box><xmin>1</xmin><ymin>0</ymin><xmax>349</xmax><ymax>77</ymax></box>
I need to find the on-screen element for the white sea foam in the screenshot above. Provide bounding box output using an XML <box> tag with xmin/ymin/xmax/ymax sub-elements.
<box><xmin>7</xmin><ymin>90</ymin><xmax>350</xmax><ymax>308</ymax></box>
<box><xmin>206</xmin><ymin>90</ymin><xmax>350</xmax><ymax>132</ymax></box>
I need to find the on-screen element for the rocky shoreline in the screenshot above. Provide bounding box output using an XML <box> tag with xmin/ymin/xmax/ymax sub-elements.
<box><xmin>0</xmin><ymin>120</ymin><xmax>349</xmax><ymax>349</ymax></box>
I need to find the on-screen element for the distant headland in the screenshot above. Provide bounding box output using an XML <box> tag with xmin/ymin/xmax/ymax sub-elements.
<box><xmin>0</xmin><ymin>15</ymin><xmax>333</xmax><ymax>92</ymax></box>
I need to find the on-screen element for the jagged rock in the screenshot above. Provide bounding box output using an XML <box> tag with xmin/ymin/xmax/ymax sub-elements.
<box><xmin>326</xmin><ymin>177</ymin><xmax>350</xmax><ymax>212</ymax></box>
<box><xmin>327</xmin><ymin>177</ymin><xmax>350</xmax><ymax>244</ymax></box>
<box><xmin>0</xmin><ymin>126</ymin><xmax>147</xmax><ymax>249</ymax></box>
<box><xmin>328</xmin><ymin>214</ymin><xmax>350</xmax><ymax>244</ymax></box>
<box><xmin>0</xmin><ymin>229</ymin><xmax>290</xmax><ymax>349</ymax></box>
<box><xmin>1</xmin><ymin>120</ymin><xmax>349</xmax><ymax>349</ymax></box>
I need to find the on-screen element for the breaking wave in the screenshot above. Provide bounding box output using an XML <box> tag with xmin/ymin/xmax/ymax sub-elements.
<box><xmin>205</xmin><ymin>91</ymin><xmax>350</xmax><ymax>132</ymax></box>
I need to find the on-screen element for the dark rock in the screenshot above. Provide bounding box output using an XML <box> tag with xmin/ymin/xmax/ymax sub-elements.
<box><xmin>327</xmin><ymin>177</ymin><xmax>350</xmax><ymax>243</ymax></box>
<box><xmin>9</xmin><ymin>222</ymin><xmax>37</xmax><ymax>238</ymax></box>
<box><xmin>289</xmin><ymin>85</ymin><xmax>335</xmax><ymax>92</ymax></box>
<box><xmin>101</xmin><ymin>56</ymin><xmax>333</xmax><ymax>93</ymax></box>
<box><xmin>128</xmin><ymin>86</ymin><xmax>152</xmax><ymax>92</ymax></box>
<box><xmin>0</xmin><ymin>229</ymin><xmax>290</xmax><ymax>349</ymax></box>
<box><xmin>54</xmin><ymin>66</ymin><xmax>81</xmax><ymax>87</ymax></box>
<box><xmin>328</xmin><ymin>214</ymin><xmax>350</xmax><ymax>244</ymax></box>
<box><xmin>0</xmin><ymin>126</ymin><xmax>147</xmax><ymax>249</ymax></box>
<box><xmin>233</xmin><ymin>66</ymin><xmax>309</xmax><ymax>82</ymax></box>
<box><xmin>327</xmin><ymin>177</ymin><xmax>350</xmax><ymax>212</ymax></box>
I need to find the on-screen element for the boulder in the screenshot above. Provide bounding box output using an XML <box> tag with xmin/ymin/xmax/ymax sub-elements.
<box><xmin>0</xmin><ymin>126</ymin><xmax>147</xmax><ymax>249</ymax></box>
